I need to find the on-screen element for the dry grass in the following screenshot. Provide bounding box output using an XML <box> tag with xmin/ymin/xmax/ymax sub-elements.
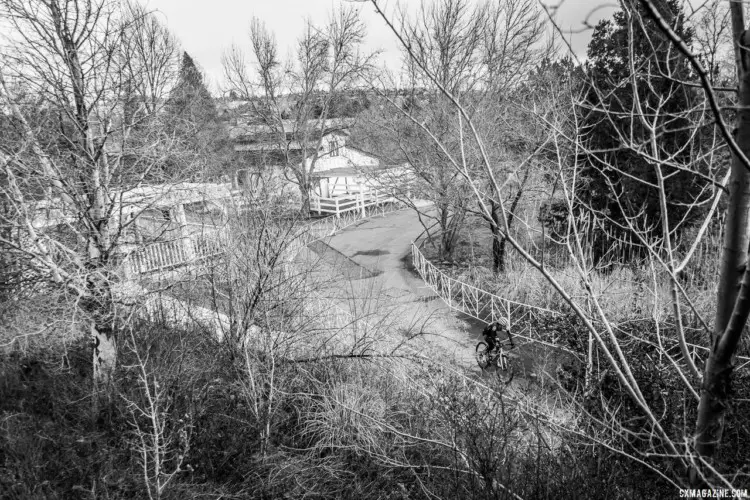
<box><xmin>0</xmin><ymin>291</ymin><xmax>84</xmax><ymax>355</ymax></box>
<box><xmin>424</xmin><ymin>215</ymin><xmax>721</xmax><ymax>324</ymax></box>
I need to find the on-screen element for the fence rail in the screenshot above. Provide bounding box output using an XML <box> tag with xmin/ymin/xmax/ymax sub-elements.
<box><xmin>410</xmin><ymin>240</ymin><xmax>562</xmax><ymax>329</ymax></box>
<box><xmin>311</xmin><ymin>190</ymin><xmax>395</xmax><ymax>217</ymax></box>
<box><xmin>125</xmin><ymin>226</ymin><xmax>226</xmax><ymax>275</ymax></box>
<box><xmin>123</xmin><ymin>196</ymin><xmax>403</xmax><ymax>277</ymax></box>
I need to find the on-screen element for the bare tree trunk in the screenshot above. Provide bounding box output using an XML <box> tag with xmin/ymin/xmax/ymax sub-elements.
<box><xmin>88</xmin><ymin>292</ymin><xmax>117</xmax><ymax>386</ymax></box>
<box><xmin>300</xmin><ymin>184</ymin><xmax>312</xmax><ymax>218</ymax></box>
<box><xmin>58</xmin><ymin>0</ymin><xmax>119</xmax><ymax>385</ymax></box>
<box><xmin>439</xmin><ymin>204</ymin><xmax>465</xmax><ymax>261</ymax></box>
<box><xmin>439</xmin><ymin>205</ymin><xmax>452</xmax><ymax>260</ymax></box>
<box><xmin>490</xmin><ymin>201</ymin><xmax>505</xmax><ymax>273</ymax></box>
<box><xmin>491</xmin><ymin>167</ymin><xmax>530</xmax><ymax>273</ymax></box>
<box><xmin>692</xmin><ymin>5</ymin><xmax>750</xmax><ymax>483</ymax></box>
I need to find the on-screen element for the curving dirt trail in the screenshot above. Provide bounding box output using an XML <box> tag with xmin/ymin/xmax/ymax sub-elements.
<box><xmin>308</xmin><ymin>208</ymin><xmax>485</xmax><ymax>370</ymax></box>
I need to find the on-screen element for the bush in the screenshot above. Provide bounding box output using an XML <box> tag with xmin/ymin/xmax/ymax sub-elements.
<box><xmin>538</xmin><ymin>199</ymin><xmax>570</xmax><ymax>240</ymax></box>
<box><xmin>0</xmin><ymin>337</ymin><xmax>131</xmax><ymax>499</ymax></box>
<box><xmin>7</xmin><ymin>306</ymin><xmax>741</xmax><ymax>498</ymax></box>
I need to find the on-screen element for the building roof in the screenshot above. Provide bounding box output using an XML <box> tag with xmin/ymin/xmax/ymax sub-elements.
<box><xmin>229</xmin><ymin>118</ymin><xmax>354</xmax><ymax>141</ymax></box>
<box><xmin>28</xmin><ymin>182</ymin><xmax>236</xmax><ymax>229</ymax></box>
<box><xmin>311</xmin><ymin>164</ymin><xmax>403</xmax><ymax>179</ymax></box>
<box><xmin>234</xmin><ymin>141</ymin><xmax>305</xmax><ymax>152</ymax></box>
<box><xmin>118</xmin><ymin>182</ymin><xmax>235</xmax><ymax>209</ymax></box>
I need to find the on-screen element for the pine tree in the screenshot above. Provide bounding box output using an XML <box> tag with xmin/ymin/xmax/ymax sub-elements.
<box><xmin>168</xmin><ymin>52</ymin><xmax>216</xmax><ymax>124</ymax></box>
<box><xmin>576</xmin><ymin>0</ymin><xmax>709</xmax><ymax>264</ymax></box>
<box><xmin>163</xmin><ymin>52</ymin><xmax>232</xmax><ymax>180</ymax></box>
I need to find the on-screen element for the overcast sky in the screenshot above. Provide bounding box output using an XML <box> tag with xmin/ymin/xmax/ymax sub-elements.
<box><xmin>145</xmin><ymin>0</ymin><xmax>616</xmax><ymax>94</ymax></box>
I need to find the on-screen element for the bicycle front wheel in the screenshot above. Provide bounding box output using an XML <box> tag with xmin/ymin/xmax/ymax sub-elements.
<box><xmin>496</xmin><ymin>351</ymin><xmax>514</xmax><ymax>384</ymax></box>
<box><xmin>475</xmin><ymin>342</ymin><xmax>490</xmax><ymax>370</ymax></box>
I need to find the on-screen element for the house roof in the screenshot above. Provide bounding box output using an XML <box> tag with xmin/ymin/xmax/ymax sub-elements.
<box><xmin>117</xmin><ymin>182</ymin><xmax>235</xmax><ymax>209</ymax></box>
<box><xmin>311</xmin><ymin>164</ymin><xmax>402</xmax><ymax>178</ymax></box>
<box><xmin>229</xmin><ymin>118</ymin><xmax>354</xmax><ymax>141</ymax></box>
<box><xmin>343</xmin><ymin>144</ymin><xmax>384</xmax><ymax>161</ymax></box>
<box><xmin>234</xmin><ymin>141</ymin><xmax>305</xmax><ymax>152</ymax></box>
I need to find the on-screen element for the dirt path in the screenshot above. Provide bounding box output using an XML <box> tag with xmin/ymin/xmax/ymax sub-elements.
<box><xmin>307</xmin><ymin>209</ymin><xmax>486</xmax><ymax>369</ymax></box>
<box><xmin>311</xmin><ymin>208</ymin><xmax>580</xmax><ymax>436</ymax></box>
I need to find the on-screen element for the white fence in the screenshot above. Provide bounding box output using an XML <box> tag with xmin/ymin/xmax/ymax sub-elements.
<box><xmin>125</xmin><ymin>226</ymin><xmax>226</xmax><ymax>275</ymax></box>
<box><xmin>311</xmin><ymin>190</ymin><xmax>395</xmax><ymax>217</ymax></box>
<box><xmin>410</xmin><ymin>240</ymin><xmax>561</xmax><ymax>328</ymax></box>
<box><xmin>123</xmin><ymin>196</ymin><xmax>403</xmax><ymax>277</ymax></box>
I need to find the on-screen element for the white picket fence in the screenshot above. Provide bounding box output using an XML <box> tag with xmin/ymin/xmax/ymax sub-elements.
<box><xmin>410</xmin><ymin>240</ymin><xmax>561</xmax><ymax>328</ymax></box>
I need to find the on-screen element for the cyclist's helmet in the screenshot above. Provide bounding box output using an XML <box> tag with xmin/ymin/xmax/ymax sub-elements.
<box><xmin>484</xmin><ymin>317</ymin><xmax>510</xmax><ymax>335</ymax></box>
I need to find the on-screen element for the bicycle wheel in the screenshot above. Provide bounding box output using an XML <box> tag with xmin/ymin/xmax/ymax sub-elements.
<box><xmin>495</xmin><ymin>351</ymin><xmax>514</xmax><ymax>384</ymax></box>
<box><xmin>475</xmin><ymin>342</ymin><xmax>490</xmax><ymax>370</ymax></box>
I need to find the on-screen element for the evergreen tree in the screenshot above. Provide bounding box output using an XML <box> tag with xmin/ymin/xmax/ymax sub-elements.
<box><xmin>168</xmin><ymin>52</ymin><xmax>216</xmax><ymax>124</ymax></box>
<box><xmin>163</xmin><ymin>52</ymin><xmax>232</xmax><ymax>180</ymax></box>
<box><xmin>575</xmin><ymin>0</ymin><xmax>709</xmax><ymax>264</ymax></box>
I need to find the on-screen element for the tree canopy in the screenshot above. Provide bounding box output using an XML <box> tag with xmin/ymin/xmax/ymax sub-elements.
<box><xmin>168</xmin><ymin>52</ymin><xmax>217</xmax><ymax>123</ymax></box>
<box><xmin>575</xmin><ymin>0</ymin><xmax>710</xmax><ymax>263</ymax></box>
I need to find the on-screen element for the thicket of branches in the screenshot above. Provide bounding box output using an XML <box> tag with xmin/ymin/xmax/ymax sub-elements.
<box><xmin>357</xmin><ymin>0</ymin><xmax>750</xmax><ymax>491</ymax></box>
<box><xmin>2</xmin><ymin>0</ymin><xmax>750</xmax><ymax>498</ymax></box>
<box><xmin>221</xmin><ymin>7</ymin><xmax>375</xmax><ymax>215</ymax></box>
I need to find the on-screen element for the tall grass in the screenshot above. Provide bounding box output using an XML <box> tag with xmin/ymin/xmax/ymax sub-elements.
<box><xmin>425</xmin><ymin>212</ymin><xmax>723</xmax><ymax>325</ymax></box>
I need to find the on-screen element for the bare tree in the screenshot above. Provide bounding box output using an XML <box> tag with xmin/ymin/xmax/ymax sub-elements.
<box><xmin>121</xmin><ymin>0</ymin><xmax>180</xmax><ymax>116</ymax></box>
<box><xmin>0</xmin><ymin>0</ymin><xmax>189</xmax><ymax>384</ymax></box>
<box><xmin>692</xmin><ymin>0</ymin><xmax>733</xmax><ymax>86</ymax></box>
<box><xmin>364</xmin><ymin>0</ymin><xmax>749</xmax><ymax>490</ymax></box>
<box><xmin>222</xmin><ymin>7</ymin><xmax>374</xmax><ymax>216</ymax></box>
<box><xmin>357</xmin><ymin>0</ymin><xmax>547</xmax><ymax>265</ymax></box>
<box><xmin>121</xmin><ymin>327</ymin><xmax>191</xmax><ymax>500</ymax></box>
<box><xmin>663</xmin><ymin>0</ymin><xmax>750</xmax><ymax>484</ymax></box>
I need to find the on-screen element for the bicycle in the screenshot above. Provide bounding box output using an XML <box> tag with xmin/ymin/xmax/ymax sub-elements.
<box><xmin>475</xmin><ymin>337</ymin><xmax>514</xmax><ymax>383</ymax></box>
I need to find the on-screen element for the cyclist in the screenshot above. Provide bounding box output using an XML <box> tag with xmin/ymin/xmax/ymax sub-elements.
<box><xmin>482</xmin><ymin>318</ymin><xmax>513</xmax><ymax>355</ymax></box>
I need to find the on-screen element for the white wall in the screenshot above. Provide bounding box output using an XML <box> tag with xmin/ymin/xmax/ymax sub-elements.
<box><xmin>309</xmin><ymin>146</ymin><xmax>380</xmax><ymax>173</ymax></box>
<box><xmin>340</xmin><ymin>147</ymin><xmax>379</xmax><ymax>168</ymax></box>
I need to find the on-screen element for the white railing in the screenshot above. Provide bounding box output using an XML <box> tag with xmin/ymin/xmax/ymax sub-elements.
<box><xmin>123</xmin><ymin>199</ymin><xmax>403</xmax><ymax>278</ymax></box>
<box><xmin>410</xmin><ymin>240</ymin><xmax>562</xmax><ymax>328</ymax></box>
<box><xmin>284</xmin><ymin>200</ymin><xmax>403</xmax><ymax>265</ymax></box>
<box><xmin>125</xmin><ymin>226</ymin><xmax>226</xmax><ymax>275</ymax></box>
<box><xmin>127</xmin><ymin>239</ymin><xmax>186</xmax><ymax>275</ymax></box>
<box><xmin>409</xmin><ymin>238</ymin><xmax>750</xmax><ymax>366</ymax></box>
<box><xmin>311</xmin><ymin>190</ymin><xmax>395</xmax><ymax>217</ymax></box>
